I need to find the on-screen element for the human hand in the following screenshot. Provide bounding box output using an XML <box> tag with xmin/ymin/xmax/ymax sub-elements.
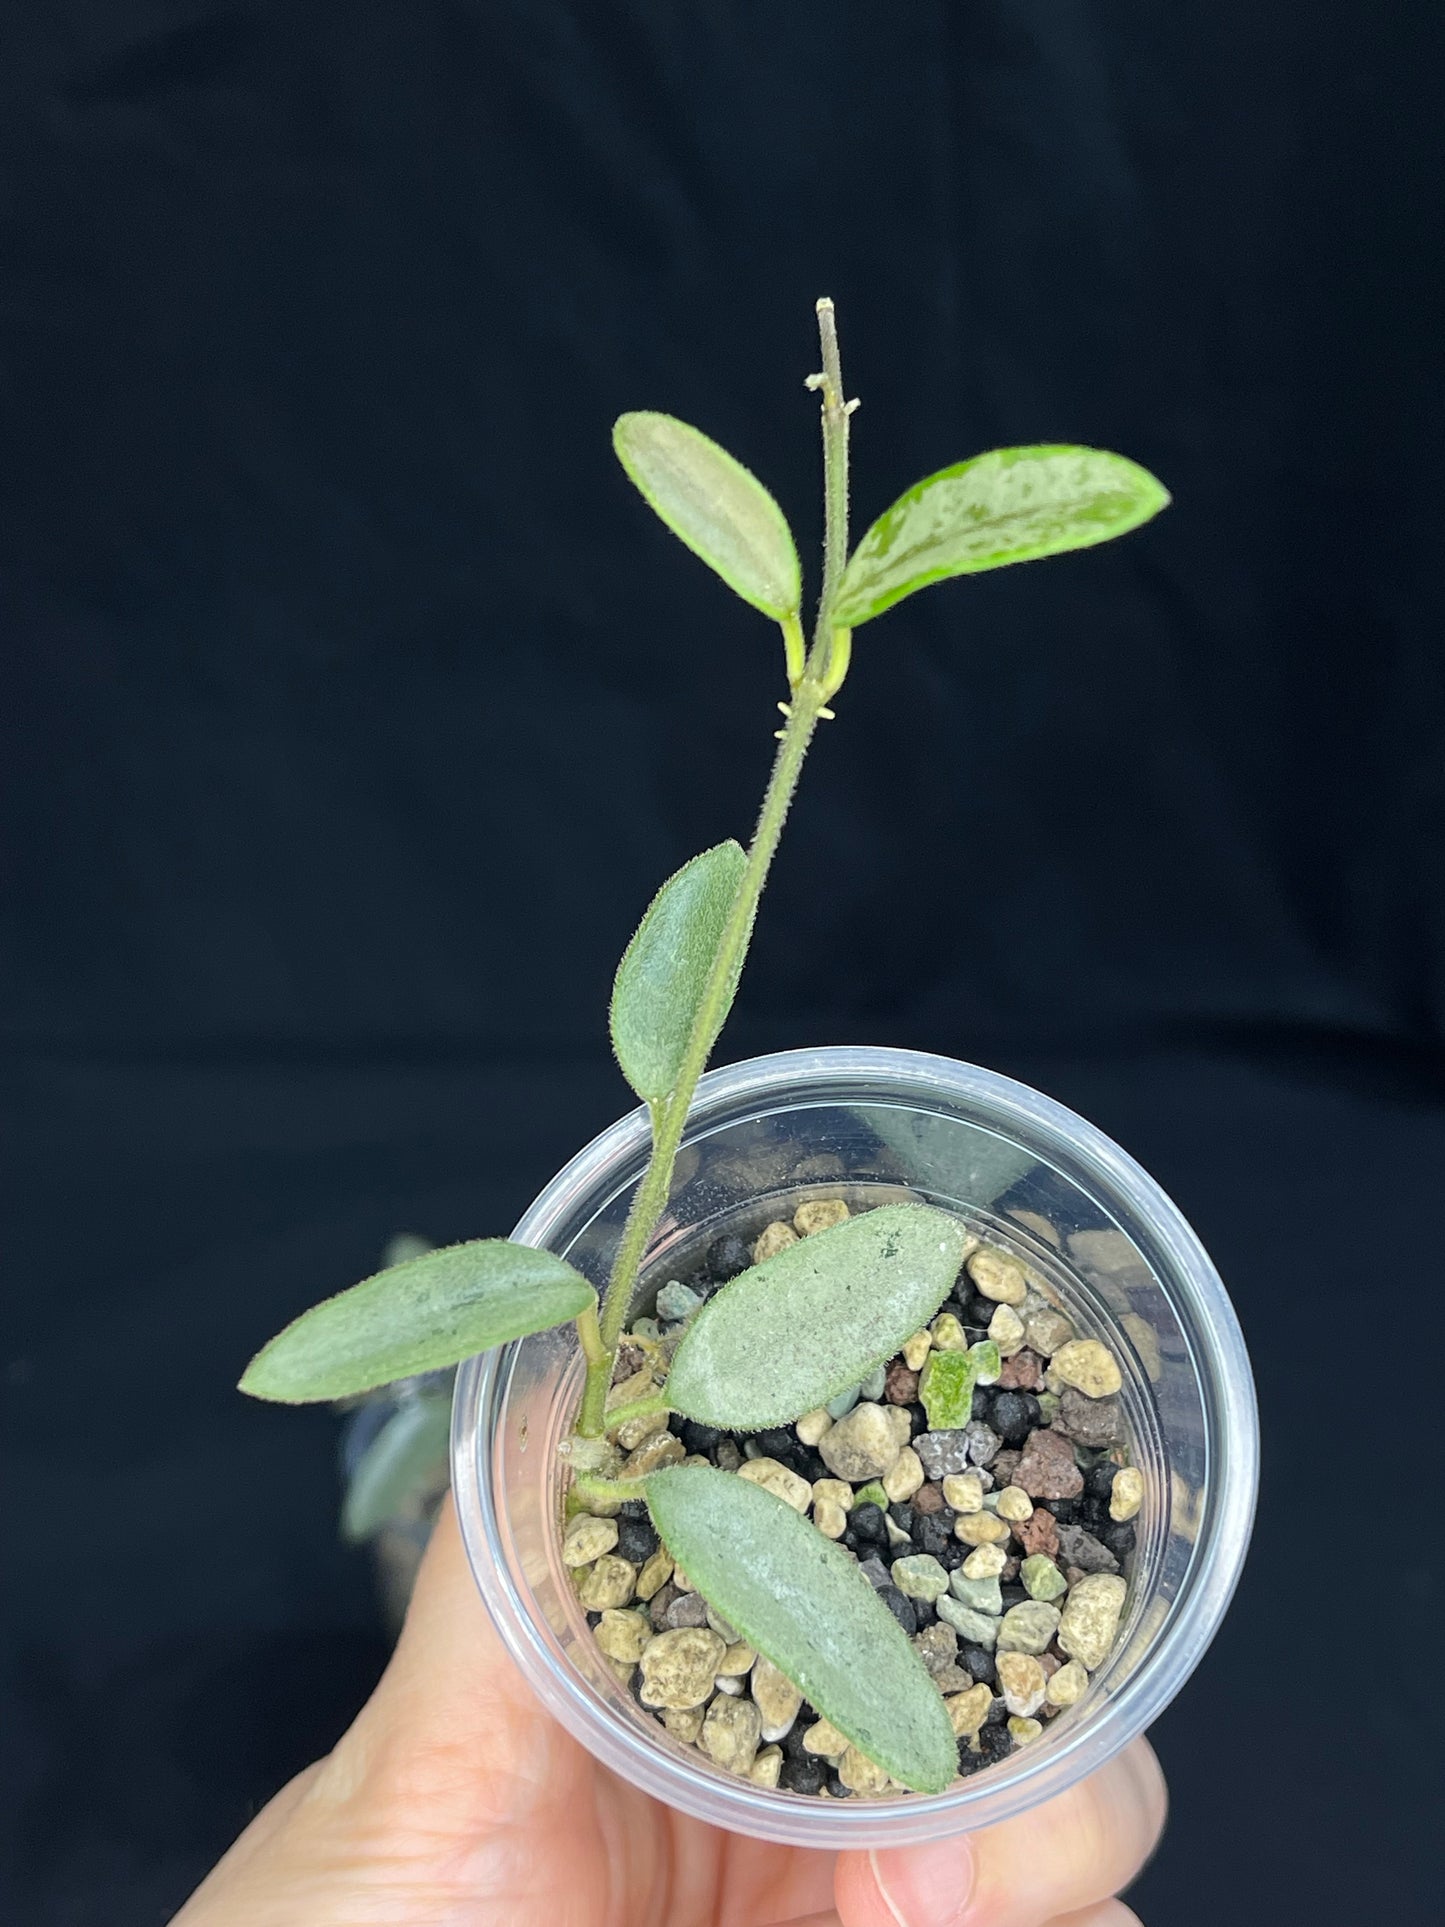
<box><xmin>174</xmin><ymin>1497</ymin><xmax>1165</xmax><ymax>1927</ymax></box>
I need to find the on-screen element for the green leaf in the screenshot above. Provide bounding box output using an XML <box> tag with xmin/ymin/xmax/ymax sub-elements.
<box><xmin>834</xmin><ymin>445</ymin><xmax>1170</xmax><ymax>625</ymax></box>
<box><xmin>610</xmin><ymin>841</ymin><xmax>748</xmax><ymax>1103</ymax></box>
<box><xmin>239</xmin><ymin>1241</ymin><xmax>596</xmax><ymax>1403</ymax></box>
<box><xmin>647</xmin><ymin>1463</ymin><xmax>958</xmax><ymax>1792</ymax></box>
<box><xmin>665</xmin><ymin>1204</ymin><xmax>969</xmax><ymax>1429</ymax></box>
<box><xmin>340</xmin><ymin>1396</ymin><xmax>452</xmax><ymax>1543</ymax></box>
<box><xmin>613</xmin><ymin>411</ymin><xmax>802</xmax><ymax>620</ymax></box>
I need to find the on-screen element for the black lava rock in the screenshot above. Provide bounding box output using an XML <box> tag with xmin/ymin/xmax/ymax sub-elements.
<box><xmin>915</xmin><ymin>1512</ymin><xmax>955</xmax><ymax>1559</ymax></box>
<box><xmin>887</xmin><ymin>1502</ymin><xmax>916</xmax><ymax>1539</ymax></box>
<box><xmin>755</xmin><ymin>1427</ymin><xmax>795</xmax><ymax>1458</ymax></box>
<box><xmin>970</xmin><ymin>1387</ymin><xmax>994</xmax><ymax>1424</ymax></box>
<box><xmin>850</xmin><ymin>1502</ymin><xmax>888</xmax><ymax>1547</ymax></box>
<box><xmin>615</xmin><ymin>1511</ymin><xmax>659</xmax><ymax>1563</ymax></box>
<box><xmin>780</xmin><ymin>1754</ymin><xmax>828</xmax><ymax>1796</ymax></box>
<box><xmin>1102</xmin><ymin>1519</ymin><xmax>1136</xmax><ymax>1559</ymax></box>
<box><xmin>679</xmin><ymin>1419</ymin><xmax>722</xmax><ymax>1456</ymax></box>
<box><xmin>878</xmin><ymin>1586</ymin><xmax>918</xmax><ymax>1635</ymax></box>
<box><xmin>1044</xmin><ymin>1497</ymin><xmax>1079</xmax><ymax>1523</ymax></box>
<box><xmin>1085</xmin><ymin>1460</ymin><xmax>1119</xmax><ymax>1502</ymax></box>
<box><xmin>908</xmin><ymin>1405</ymin><xmax>930</xmax><ymax>1437</ymax></box>
<box><xmin>791</xmin><ymin>1446</ymin><xmax>830</xmax><ymax>1485</ymax></box>
<box><xmin>782</xmin><ymin>1721</ymin><xmax>815</xmax><ymax>1761</ymax></box>
<box><xmin>960</xmin><ymin>1644</ymin><xmax>996</xmax><ymax>1686</ymax></box>
<box><xmin>999</xmin><ymin>1584</ymin><xmax>1028</xmax><ymax>1611</ymax></box>
<box><xmin>989</xmin><ymin>1390</ymin><xmax>1041</xmax><ymax>1444</ymax></box>
<box><xmin>964</xmin><ymin>1292</ymin><xmax>999</xmax><ymax>1327</ymax></box>
<box><xmin>707</xmin><ymin>1232</ymin><xmax>754</xmax><ymax>1280</ymax></box>
<box><xmin>826</xmin><ymin>1772</ymin><xmax>855</xmax><ymax>1798</ymax></box>
<box><xmin>938</xmin><ymin>1538</ymin><xmax>967</xmax><ymax>1571</ymax></box>
<box><xmin>978</xmin><ymin>1721</ymin><xmax>1013</xmax><ymax>1763</ymax></box>
<box><xmin>1077</xmin><ymin>1496</ymin><xmax>1111</xmax><ymax>1533</ymax></box>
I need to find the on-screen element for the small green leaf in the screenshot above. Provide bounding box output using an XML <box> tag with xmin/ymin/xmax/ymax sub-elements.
<box><xmin>834</xmin><ymin>445</ymin><xmax>1170</xmax><ymax>625</ymax></box>
<box><xmin>610</xmin><ymin>841</ymin><xmax>748</xmax><ymax>1103</ymax></box>
<box><xmin>613</xmin><ymin>411</ymin><xmax>802</xmax><ymax>620</ymax></box>
<box><xmin>340</xmin><ymin>1397</ymin><xmax>452</xmax><ymax>1543</ymax></box>
<box><xmin>647</xmin><ymin>1463</ymin><xmax>958</xmax><ymax>1792</ymax></box>
<box><xmin>239</xmin><ymin>1241</ymin><xmax>596</xmax><ymax>1403</ymax></box>
<box><xmin>666</xmin><ymin>1204</ymin><xmax>969</xmax><ymax>1429</ymax></box>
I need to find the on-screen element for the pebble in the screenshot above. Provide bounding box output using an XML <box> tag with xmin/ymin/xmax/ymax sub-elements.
<box><xmin>1014</xmin><ymin>1427</ymin><xmax>1084</xmax><ymax>1500</ymax></box>
<box><xmin>945</xmin><ymin>1682</ymin><xmax>994</xmax><ymax>1736</ymax></box>
<box><xmin>878</xmin><ymin>1585</ymin><xmax>918</xmax><ymax>1633</ymax></box>
<box><xmin>655</xmin><ymin>1279</ymin><xmax>704</xmax><ymax>1323</ymax></box>
<box><xmin>717</xmin><ymin>1640</ymin><xmax>757</xmax><ymax>1676</ymax></box>
<box><xmin>1046</xmin><ymin>1659</ymin><xmax>1089</xmax><ymax>1707</ymax></box>
<box><xmin>1024</xmin><ymin>1306</ymin><xmax>1075</xmax><ymax>1356</ymax></box>
<box><xmin>913</xmin><ymin>1621</ymin><xmax>959</xmax><ymax>1674</ymax></box>
<box><xmin>1055</xmin><ymin>1523</ymin><xmax>1119</xmax><ymax>1575</ymax></box>
<box><xmin>738</xmin><ymin>1456</ymin><xmax>812</xmax><ymax>1512</ymax></box>
<box><xmin>919</xmin><ymin>1352</ymin><xmax>975</xmax><ymax>1430</ymax></box>
<box><xmin>802</xmin><ymin>1716</ymin><xmax>849</xmax><ymax>1760</ymax></box>
<box><xmin>663</xmin><ymin>1704</ymin><xmax>706</xmax><ymax>1744</ymax></box>
<box><xmin>780</xmin><ymin>1755</ymin><xmax>828</xmax><ymax>1796</ymax></box>
<box><xmin>885</xmin><ymin>1360</ymin><xmax>920</xmax><ymax>1404</ymax></box>
<box><xmin>1014</xmin><ymin>1508</ymin><xmax>1060</xmax><ymax>1558</ymax></box>
<box><xmin>1051</xmin><ymin>1339</ymin><xmax>1123</xmax><ymax>1400</ymax></box>
<box><xmin>882</xmin><ymin>1446</ymin><xmax>925</xmax><ymax>1503</ymax></box>
<box><xmin>963</xmin><ymin>1420</ymin><xmax>1003</xmax><ymax>1467</ymax></box>
<box><xmin>1054</xmin><ymin>1386</ymin><xmax>1122</xmax><ymax>1448</ymax></box>
<box><xmin>1020</xmin><ymin>1554</ymin><xmax>1068</xmax><ymax>1602</ymax></box>
<box><xmin>594</xmin><ymin>1609</ymin><xmax>652</xmax><ymax>1662</ymax></box>
<box><xmin>912</xmin><ymin>1482</ymin><xmax>946</xmax><ymax>1516</ymax></box>
<box><xmin>706</xmin><ymin>1604</ymin><xmax>739</xmax><ymax>1641</ymax></box>
<box><xmin>826</xmin><ymin>1382</ymin><xmax>862</xmax><ymax>1421</ymax></box>
<box><xmin>576</xmin><ymin>1555</ymin><xmax>639</xmax><ymax>1610</ymax></box>
<box><xmin>794</xmin><ymin>1198</ymin><xmax>851</xmax><ymax>1236</ymax></box>
<box><xmin>995</xmin><ymin>1484</ymin><xmax>1034</xmax><ymax>1522</ymax></box>
<box><xmin>997</xmin><ymin>1348</ymin><xmax>1044</xmax><ymax>1391</ymax></box>
<box><xmin>1110</xmin><ymin>1466</ymin><xmax>1144</xmax><ymax>1521</ymax></box>
<box><xmin>751</xmin><ymin>1654</ymin><xmax>804</xmax><ymax>1739</ymax></box>
<box><xmin>648</xmin><ymin>1583</ymin><xmax>679</xmax><ymax>1628</ymax></box>
<box><xmin>638</xmin><ymin>1628</ymin><xmax>727</xmax><ymax>1708</ymax></box>
<box><xmin>954</xmin><ymin>1510</ymin><xmax>1011</xmax><ymax>1547</ymax></box>
<box><xmin>960</xmin><ymin>1542</ymin><xmax>1008</xmax><ymax>1579</ymax></box>
<box><xmin>818</xmin><ymin>1402</ymin><xmax>905</xmax><ymax>1481</ymax></box>
<box><xmin>859</xmin><ymin>1362</ymin><xmax>888</xmax><ymax>1402</ymax></box>
<box><xmin>701</xmin><ymin>1694</ymin><xmax>762</xmax><ymax>1774</ymax></box>
<box><xmin>891</xmin><ymin>1554</ymin><xmax>951</xmax><ymax>1602</ymax></box>
<box><xmin>621</xmin><ymin>1430</ymin><xmax>686</xmax><ymax>1478</ymax></box>
<box><xmin>1058</xmin><ymin>1573</ymin><xmax>1127</xmax><ymax>1670</ymax></box>
<box><xmin>967</xmin><ymin>1247</ymin><xmax>1029</xmax><ymax>1305</ymax></box>
<box><xmin>810</xmin><ymin>1476</ymin><xmax>852</xmax><ymax>1512</ymax></box>
<box><xmin>752</xmin><ymin>1221</ymin><xmax>799</xmax><ymax>1263</ymax></box>
<box><xmin>839</xmin><ymin>1745</ymin><xmax>891</xmax><ymax>1795</ymax></box>
<box><xmin>563</xmin><ymin>1514</ymin><xmax>619</xmax><ymax>1567</ymax></box>
<box><xmin>931</xmin><ymin>1662</ymin><xmax>973</xmax><ymax>1695</ymax></box>
<box><xmin>988</xmin><ymin>1303</ymin><xmax>1026</xmax><ymax>1357</ymax></box>
<box><xmin>996</xmin><ymin>1601</ymin><xmax>1062</xmax><ymax>1655</ymax></box>
<box><xmin>915</xmin><ymin>1430</ymin><xmax>972</xmax><ymax>1479</ymax></box>
<box><xmin>936</xmin><ymin>1599</ymin><xmax>999</xmax><ymax>1647</ymax></box>
<box><xmin>614</xmin><ymin>1509</ymin><xmax>660</xmax><ymax>1566</ymax></box>
<box><xmin>930</xmin><ymin>1311</ymin><xmax>968</xmax><ymax>1351</ymax></box>
<box><xmin>634</xmin><ymin>1548</ymin><xmax>675</xmax><ymax>1600</ymax></box>
<box><xmin>857</xmin><ymin>1555</ymin><xmax>891</xmax><ymax>1589</ymax></box>
<box><xmin>714</xmin><ymin>1674</ymin><xmax>744</xmax><ymax>1697</ymax></box>
<box><xmin>813</xmin><ymin>1498</ymin><xmax>847</xmax><ymax>1538</ymax></box>
<box><xmin>663</xmin><ymin>1591</ymin><xmax>711</xmax><ymax>1630</ymax></box>
<box><xmin>942</xmin><ymin>1471</ymin><xmax>985</xmax><ymax>1513</ymax></box>
<box><xmin>996</xmin><ymin>1651</ymin><xmax>1048</xmax><ymax>1717</ymax></box>
<box><xmin>1008</xmin><ymin>1716</ymin><xmax>1044</xmax><ymax>1746</ymax></box>
<box><xmin>749</xmin><ymin>1745</ymin><xmax>784</xmax><ymax>1788</ymax></box>
<box><xmin>951</xmin><ymin>1574</ymin><xmax>1003</xmax><ymax>1615</ymax></box>
<box><xmin>796</xmin><ymin>1407</ymin><xmax>833</xmax><ymax>1446</ymax></box>
<box><xmin>902</xmin><ymin>1329</ymin><xmax>933</xmax><ymax>1371</ymax></box>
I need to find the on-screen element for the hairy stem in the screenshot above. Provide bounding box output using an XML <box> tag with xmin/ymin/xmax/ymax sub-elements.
<box><xmin>576</xmin><ymin>300</ymin><xmax>855</xmax><ymax>1437</ymax></box>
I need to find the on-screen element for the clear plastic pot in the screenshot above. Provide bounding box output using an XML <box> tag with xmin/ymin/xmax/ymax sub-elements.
<box><xmin>452</xmin><ymin>1047</ymin><xmax>1258</xmax><ymax>1846</ymax></box>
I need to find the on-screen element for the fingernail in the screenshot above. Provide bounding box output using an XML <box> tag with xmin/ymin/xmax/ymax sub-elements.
<box><xmin>868</xmin><ymin>1840</ymin><xmax>977</xmax><ymax>1927</ymax></box>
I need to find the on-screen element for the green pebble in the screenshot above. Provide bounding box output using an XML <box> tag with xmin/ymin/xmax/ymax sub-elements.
<box><xmin>1036</xmin><ymin>1391</ymin><xmax>1061</xmax><ymax>1423</ymax></box>
<box><xmin>853</xmin><ymin>1481</ymin><xmax>889</xmax><ymax>1510</ymax></box>
<box><xmin>826</xmin><ymin>1382</ymin><xmax>862</xmax><ymax>1420</ymax></box>
<box><xmin>968</xmin><ymin>1339</ymin><xmax>1001</xmax><ymax>1385</ymax></box>
<box><xmin>919</xmin><ymin>1349</ymin><xmax>976</xmax><ymax>1430</ymax></box>
<box><xmin>936</xmin><ymin>1599</ymin><xmax>999</xmax><ymax>1647</ymax></box>
<box><xmin>951</xmin><ymin>1574</ymin><xmax>1003</xmax><ymax>1615</ymax></box>
<box><xmin>1020</xmin><ymin>1555</ymin><xmax>1068</xmax><ymax>1602</ymax></box>
<box><xmin>890</xmin><ymin>1554</ymin><xmax>951</xmax><ymax>1602</ymax></box>
<box><xmin>858</xmin><ymin>1362</ymin><xmax>887</xmax><ymax>1401</ymax></box>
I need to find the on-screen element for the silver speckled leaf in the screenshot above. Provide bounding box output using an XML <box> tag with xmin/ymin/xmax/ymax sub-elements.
<box><xmin>834</xmin><ymin>445</ymin><xmax>1170</xmax><ymax>626</ymax></box>
<box><xmin>665</xmin><ymin>1204</ymin><xmax>968</xmax><ymax>1429</ymax></box>
<box><xmin>647</xmin><ymin>1462</ymin><xmax>958</xmax><ymax>1791</ymax></box>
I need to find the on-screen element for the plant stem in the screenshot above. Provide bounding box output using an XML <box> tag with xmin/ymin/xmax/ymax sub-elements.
<box><xmin>576</xmin><ymin>300</ymin><xmax>855</xmax><ymax>1438</ymax></box>
<box><xmin>601</xmin><ymin>1391</ymin><xmax>669</xmax><ymax>1433</ymax></box>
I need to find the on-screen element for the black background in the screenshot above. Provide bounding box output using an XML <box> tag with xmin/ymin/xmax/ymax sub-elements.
<box><xmin>3</xmin><ymin>4</ymin><xmax>1444</xmax><ymax>1922</ymax></box>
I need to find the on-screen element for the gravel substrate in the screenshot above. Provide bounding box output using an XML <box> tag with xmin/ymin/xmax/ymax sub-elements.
<box><xmin>567</xmin><ymin>1200</ymin><xmax>1142</xmax><ymax>1797</ymax></box>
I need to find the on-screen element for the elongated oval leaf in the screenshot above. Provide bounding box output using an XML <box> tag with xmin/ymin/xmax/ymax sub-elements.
<box><xmin>611</xmin><ymin>841</ymin><xmax>748</xmax><ymax>1103</ymax></box>
<box><xmin>834</xmin><ymin>445</ymin><xmax>1170</xmax><ymax>625</ymax></box>
<box><xmin>340</xmin><ymin>1396</ymin><xmax>452</xmax><ymax>1543</ymax></box>
<box><xmin>666</xmin><ymin>1203</ymin><xmax>968</xmax><ymax>1429</ymax></box>
<box><xmin>647</xmin><ymin>1463</ymin><xmax>958</xmax><ymax>1792</ymax></box>
<box><xmin>239</xmin><ymin>1241</ymin><xmax>595</xmax><ymax>1403</ymax></box>
<box><xmin>614</xmin><ymin>411</ymin><xmax>802</xmax><ymax>620</ymax></box>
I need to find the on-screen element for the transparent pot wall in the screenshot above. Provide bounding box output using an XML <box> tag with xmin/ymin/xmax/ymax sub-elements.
<box><xmin>453</xmin><ymin>1048</ymin><xmax>1258</xmax><ymax>1847</ymax></box>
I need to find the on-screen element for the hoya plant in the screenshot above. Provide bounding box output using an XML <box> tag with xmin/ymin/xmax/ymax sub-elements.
<box><xmin>241</xmin><ymin>300</ymin><xmax>1168</xmax><ymax>1794</ymax></box>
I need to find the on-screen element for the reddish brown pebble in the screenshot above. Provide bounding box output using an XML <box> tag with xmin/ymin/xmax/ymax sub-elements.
<box><xmin>1038</xmin><ymin>1651</ymin><xmax>1062</xmax><ymax>1678</ymax></box>
<box><xmin>1014</xmin><ymin>1427</ymin><xmax>1084</xmax><ymax>1500</ymax></box>
<box><xmin>885</xmin><ymin>1360</ymin><xmax>921</xmax><ymax>1405</ymax></box>
<box><xmin>612</xmin><ymin>1341</ymin><xmax>646</xmax><ymax>1385</ymax></box>
<box><xmin>998</xmin><ymin>1349</ymin><xmax>1044</xmax><ymax>1391</ymax></box>
<box><xmin>1014</xmin><ymin>1507</ymin><xmax>1061</xmax><ymax>1559</ymax></box>
<box><xmin>991</xmin><ymin>1450</ymin><xmax>1022</xmax><ymax>1486</ymax></box>
<box><xmin>913</xmin><ymin>1482</ymin><xmax>947</xmax><ymax>1516</ymax></box>
<box><xmin>1000</xmin><ymin>1555</ymin><xmax>1021</xmax><ymax>1582</ymax></box>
